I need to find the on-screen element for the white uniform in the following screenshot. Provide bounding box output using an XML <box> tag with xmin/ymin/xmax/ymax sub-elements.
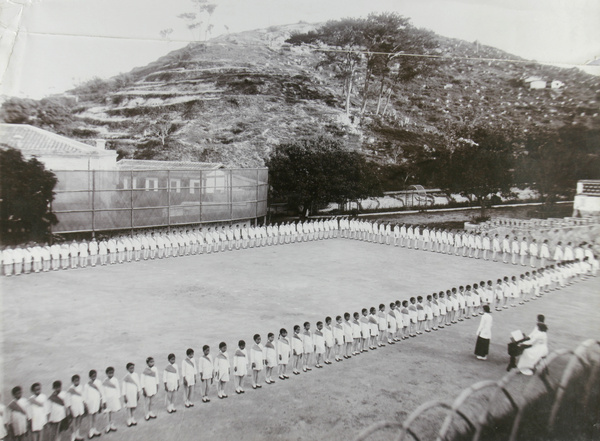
<box><xmin>140</xmin><ymin>366</ymin><xmax>159</xmax><ymax>397</ymax></box>
<box><xmin>27</xmin><ymin>394</ymin><xmax>49</xmax><ymax>432</ymax></box>
<box><xmin>182</xmin><ymin>357</ymin><xmax>198</xmax><ymax>386</ymax></box>
<box><xmin>122</xmin><ymin>372</ymin><xmax>141</xmax><ymax>408</ymax></box>
<box><xmin>102</xmin><ymin>377</ymin><xmax>121</xmax><ymax>412</ymax></box>
<box><xmin>66</xmin><ymin>384</ymin><xmax>85</xmax><ymax>417</ymax></box>
<box><xmin>277</xmin><ymin>338</ymin><xmax>290</xmax><ymax>365</ymax></box>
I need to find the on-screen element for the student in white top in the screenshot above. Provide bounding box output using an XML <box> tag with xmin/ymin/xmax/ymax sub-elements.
<box><xmin>140</xmin><ymin>357</ymin><xmax>159</xmax><ymax>420</ymax></box>
<box><xmin>264</xmin><ymin>333</ymin><xmax>278</xmax><ymax>384</ymax></box>
<box><xmin>102</xmin><ymin>367</ymin><xmax>121</xmax><ymax>434</ymax></box>
<box><xmin>27</xmin><ymin>383</ymin><xmax>48</xmax><ymax>441</ymax></box>
<box><xmin>122</xmin><ymin>363</ymin><xmax>142</xmax><ymax>427</ymax></box>
<box><xmin>66</xmin><ymin>374</ymin><xmax>85</xmax><ymax>441</ymax></box>
<box><xmin>474</xmin><ymin>305</ymin><xmax>493</xmax><ymax>360</ymax></box>
<box><xmin>277</xmin><ymin>329</ymin><xmax>291</xmax><ymax>380</ymax></box>
<box><xmin>8</xmin><ymin>386</ymin><xmax>29</xmax><ymax>441</ymax></box>
<box><xmin>83</xmin><ymin>370</ymin><xmax>103</xmax><ymax>438</ymax></box>
<box><xmin>250</xmin><ymin>334</ymin><xmax>266</xmax><ymax>388</ymax></box>
<box><xmin>163</xmin><ymin>354</ymin><xmax>180</xmax><ymax>413</ymax></box>
<box><xmin>47</xmin><ymin>380</ymin><xmax>68</xmax><ymax>441</ymax></box>
<box><xmin>199</xmin><ymin>346</ymin><xmax>214</xmax><ymax>403</ymax></box>
<box><xmin>181</xmin><ymin>349</ymin><xmax>197</xmax><ymax>408</ymax></box>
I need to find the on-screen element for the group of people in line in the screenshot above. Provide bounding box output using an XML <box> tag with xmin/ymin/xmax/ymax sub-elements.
<box><xmin>2</xmin><ymin>217</ymin><xmax>598</xmax><ymax>277</ymax></box>
<box><xmin>1</xmin><ymin>252</ymin><xmax>595</xmax><ymax>441</ymax></box>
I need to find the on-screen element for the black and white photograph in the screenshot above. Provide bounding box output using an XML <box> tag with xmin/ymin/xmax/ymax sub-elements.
<box><xmin>1</xmin><ymin>0</ymin><xmax>599</xmax><ymax>440</ymax></box>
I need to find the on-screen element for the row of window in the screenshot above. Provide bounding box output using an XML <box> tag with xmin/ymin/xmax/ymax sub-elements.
<box><xmin>122</xmin><ymin>176</ymin><xmax>227</xmax><ymax>193</ymax></box>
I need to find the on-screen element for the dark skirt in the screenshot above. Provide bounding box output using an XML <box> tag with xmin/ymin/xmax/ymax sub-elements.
<box><xmin>474</xmin><ymin>336</ymin><xmax>490</xmax><ymax>357</ymax></box>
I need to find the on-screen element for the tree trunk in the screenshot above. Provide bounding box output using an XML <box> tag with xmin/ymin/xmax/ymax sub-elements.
<box><xmin>375</xmin><ymin>79</ymin><xmax>386</xmax><ymax>115</ymax></box>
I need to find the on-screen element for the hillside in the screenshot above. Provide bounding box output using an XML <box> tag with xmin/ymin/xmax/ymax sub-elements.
<box><xmin>8</xmin><ymin>23</ymin><xmax>600</xmax><ymax>167</ymax></box>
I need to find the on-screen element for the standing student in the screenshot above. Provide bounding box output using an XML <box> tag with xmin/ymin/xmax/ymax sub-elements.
<box><xmin>424</xmin><ymin>295</ymin><xmax>433</xmax><ymax>332</ymax></box>
<box><xmin>27</xmin><ymin>383</ymin><xmax>48</xmax><ymax>441</ymax></box>
<box><xmin>474</xmin><ymin>305</ymin><xmax>493</xmax><ymax>360</ymax></box>
<box><xmin>140</xmin><ymin>357</ymin><xmax>158</xmax><ymax>420</ymax></box>
<box><xmin>323</xmin><ymin>318</ymin><xmax>334</xmax><ymax>364</ymax></box>
<box><xmin>181</xmin><ymin>349</ymin><xmax>197</xmax><ymax>408</ymax></box>
<box><xmin>250</xmin><ymin>334</ymin><xmax>265</xmax><ymax>388</ymax></box>
<box><xmin>333</xmin><ymin>316</ymin><xmax>345</xmax><ymax>361</ymax></box>
<box><xmin>359</xmin><ymin>309</ymin><xmax>370</xmax><ymax>352</ymax></box>
<box><xmin>163</xmin><ymin>354</ymin><xmax>180</xmax><ymax>413</ymax></box>
<box><xmin>416</xmin><ymin>297</ymin><xmax>425</xmax><ymax>335</ymax></box>
<box><xmin>529</xmin><ymin>239</ymin><xmax>538</xmax><ymax>268</ymax></box>
<box><xmin>277</xmin><ymin>329</ymin><xmax>291</xmax><ymax>380</ymax></box>
<box><xmin>233</xmin><ymin>340</ymin><xmax>248</xmax><ymax>394</ymax></box>
<box><xmin>540</xmin><ymin>240</ymin><xmax>550</xmax><ymax>267</ymax></box>
<box><xmin>343</xmin><ymin>313</ymin><xmax>354</xmax><ymax>357</ymax></box>
<box><xmin>102</xmin><ymin>367</ymin><xmax>121</xmax><ymax>433</ymax></box>
<box><xmin>214</xmin><ymin>342</ymin><xmax>230</xmax><ymax>399</ymax></box>
<box><xmin>291</xmin><ymin>325</ymin><xmax>303</xmax><ymax>374</ymax></box>
<box><xmin>376</xmin><ymin>305</ymin><xmax>387</xmax><ymax>347</ymax></box>
<box><xmin>313</xmin><ymin>322</ymin><xmax>326</xmax><ymax>368</ymax></box>
<box><xmin>408</xmin><ymin>298</ymin><xmax>418</xmax><ymax>337</ymax></box>
<box><xmin>437</xmin><ymin>292</ymin><xmax>446</xmax><ymax>329</ymax></box>
<box><xmin>301</xmin><ymin>323</ymin><xmax>314</xmax><ymax>372</ymax></box>
<box><xmin>8</xmin><ymin>386</ymin><xmax>28</xmax><ymax>441</ymax></box>
<box><xmin>511</xmin><ymin>236</ymin><xmax>520</xmax><ymax>265</ymax></box>
<box><xmin>66</xmin><ymin>375</ymin><xmax>85</xmax><ymax>441</ymax></box>
<box><xmin>83</xmin><ymin>370</ymin><xmax>103</xmax><ymax>438</ymax></box>
<box><xmin>199</xmin><ymin>346</ymin><xmax>214</xmax><ymax>402</ymax></box>
<box><xmin>492</xmin><ymin>234</ymin><xmax>501</xmax><ymax>262</ymax></box>
<box><xmin>351</xmin><ymin>313</ymin><xmax>362</xmax><ymax>355</ymax></box>
<box><xmin>264</xmin><ymin>333</ymin><xmax>277</xmax><ymax>383</ymax></box>
<box><xmin>386</xmin><ymin>304</ymin><xmax>398</xmax><ymax>343</ymax></box>
<box><xmin>502</xmin><ymin>235</ymin><xmax>511</xmax><ymax>263</ymax></box>
<box><xmin>430</xmin><ymin>294</ymin><xmax>439</xmax><ymax>331</ymax></box>
<box><xmin>48</xmin><ymin>380</ymin><xmax>68</xmax><ymax>441</ymax></box>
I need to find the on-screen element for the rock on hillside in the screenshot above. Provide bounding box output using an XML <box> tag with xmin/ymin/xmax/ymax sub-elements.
<box><xmin>44</xmin><ymin>23</ymin><xmax>600</xmax><ymax>166</ymax></box>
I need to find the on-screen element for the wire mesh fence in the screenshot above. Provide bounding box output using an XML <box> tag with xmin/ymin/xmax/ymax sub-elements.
<box><xmin>51</xmin><ymin>168</ymin><xmax>268</xmax><ymax>233</ymax></box>
<box><xmin>355</xmin><ymin>339</ymin><xmax>600</xmax><ymax>441</ymax></box>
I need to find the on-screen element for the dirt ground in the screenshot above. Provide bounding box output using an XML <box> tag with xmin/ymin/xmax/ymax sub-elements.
<box><xmin>1</xmin><ymin>236</ymin><xmax>599</xmax><ymax>441</ymax></box>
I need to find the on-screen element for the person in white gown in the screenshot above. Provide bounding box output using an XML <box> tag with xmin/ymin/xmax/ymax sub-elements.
<box><xmin>518</xmin><ymin>322</ymin><xmax>549</xmax><ymax>375</ymax></box>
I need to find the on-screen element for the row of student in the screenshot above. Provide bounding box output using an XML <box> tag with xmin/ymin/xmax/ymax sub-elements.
<box><xmin>339</xmin><ymin>219</ymin><xmax>599</xmax><ymax>270</ymax></box>
<box><xmin>0</xmin><ymin>218</ymin><xmax>342</xmax><ymax>276</ymax></box>
<box><xmin>3</xmin><ymin>218</ymin><xmax>597</xmax><ymax>277</ymax></box>
<box><xmin>3</xmin><ymin>259</ymin><xmax>593</xmax><ymax>441</ymax></box>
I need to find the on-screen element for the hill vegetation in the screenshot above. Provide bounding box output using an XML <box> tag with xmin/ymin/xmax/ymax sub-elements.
<box><xmin>1</xmin><ymin>17</ymin><xmax>599</xmax><ymax>179</ymax></box>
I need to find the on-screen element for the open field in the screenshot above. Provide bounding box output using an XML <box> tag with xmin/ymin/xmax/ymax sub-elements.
<box><xmin>1</xmin><ymin>237</ymin><xmax>599</xmax><ymax>441</ymax></box>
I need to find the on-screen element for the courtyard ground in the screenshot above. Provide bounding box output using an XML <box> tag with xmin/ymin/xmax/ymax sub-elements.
<box><xmin>1</xmin><ymin>237</ymin><xmax>598</xmax><ymax>440</ymax></box>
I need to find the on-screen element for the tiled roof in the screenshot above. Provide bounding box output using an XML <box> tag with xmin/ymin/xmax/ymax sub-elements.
<box><xmin>116</xmin><ymin>159</ymin><xmax>224</xmax><ymax>171</ymax></box>
<box><xmin>0</xmin><ymin>124</ymin><xmax>114</xmax><ymax>157</ymax></box>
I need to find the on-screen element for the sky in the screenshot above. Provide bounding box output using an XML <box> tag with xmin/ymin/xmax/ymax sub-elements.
<box><xmin>1</xmin><ymin>0</ymin><xmax>599</xmax><ymax>99</ymax></box>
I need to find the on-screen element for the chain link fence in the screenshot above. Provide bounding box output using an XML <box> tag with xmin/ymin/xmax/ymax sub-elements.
<box><xmin>51</xmin><ymin>168</ymin><xmax>268</xmax><ymax>233</ymax></box>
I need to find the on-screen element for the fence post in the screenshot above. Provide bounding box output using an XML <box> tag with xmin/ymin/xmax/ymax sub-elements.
<box><xmin>199</xmin><ymin>170</ymin><xmax>203</xmax><ymax>223</ymax></box>
<box><xmin>229</xmin><ymin>170</ymin><xmax>233</xmax><ymax>222</ymax></box>
<box><xmin>130</xmin><ymin>170</ymin><xmax>134</xmax><ymax>231</ymax></box>
<box><xmin>92</xmin><ymin>170</ymin><xmax>96</xmax><ymax>236</ymax></box>
<box><xmin>167</xmin><ymin>170</ymin><xmax>171</xmax><ymax>229</ymax></box>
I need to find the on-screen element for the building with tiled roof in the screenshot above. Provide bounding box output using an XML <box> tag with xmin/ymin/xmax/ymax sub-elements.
<box><xmin>116</xmin><ymin>159</ymin><xmax>223</xmax><ymax>171</ymax></box>
<box><xmin>0</xmin><ymin>123</ymin><xmax>118</xmax><ymax>170</ymax></box>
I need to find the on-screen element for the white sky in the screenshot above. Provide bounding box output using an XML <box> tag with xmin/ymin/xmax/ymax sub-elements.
<box><xmin>1</xmin><ymin>0</ymin><xmax>599</xmax><ymax>99</ymax></box>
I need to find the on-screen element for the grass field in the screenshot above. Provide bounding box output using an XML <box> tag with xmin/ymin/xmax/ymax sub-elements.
<box><xmin>1</xmin><ymin>237</ymin><xmax>599</xmax><ymax>441</ymax></box>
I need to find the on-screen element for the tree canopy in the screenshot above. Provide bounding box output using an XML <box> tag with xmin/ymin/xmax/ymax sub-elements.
<box><xmin>267</xmin><ymin>137</ymin><xmax>382</xmax><ymax>216</ymax></box>
<box><xmin>515</xmin><ymin>127</ymin><xmax>600</xmax><ymax>206</ymax></box>
<box><xmin>287</xmin><ymin>13</ymin><xmax>438</xmax><ymax>117</ymax></box>
<box><xmin>433</xmin><ymin>125</ymin><xmax>514</xmax><ymax>216</ymax></box>
<box><xmin>0</xmin><ymin>148</ymin><xmax>58</xmax><ymax>244</ymax></box>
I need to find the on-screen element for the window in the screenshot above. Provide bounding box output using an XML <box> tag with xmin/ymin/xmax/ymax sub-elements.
<box><xmin>122</xmin><ymin>177</ymin><xmax>137</xmax><ymax>189</ymax></box>
<box><xmin>189</xmin><ymin>179</ymin><xmax>201</xmax><ymax>194</ymax></box>
<box><xmin>169</xmin><ymin>179</ymin><xmax>181</xmax><ymax>193</ymax></box>
<box><xmin>145</xmin><ymin>178</ymin><xmax>159</xmax><ymax>192</ymax></box>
